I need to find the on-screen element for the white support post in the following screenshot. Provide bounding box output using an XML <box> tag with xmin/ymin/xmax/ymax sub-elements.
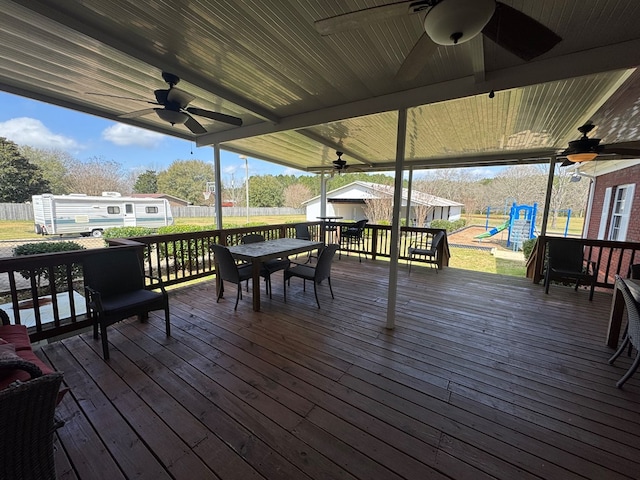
<box><xmin>405</xmin><ymin>167</ymin><xmax>413</xmax><ymax>227</ymax></box>
<box><xmin>320</xmin><ymin>172</ymin><xmax>327</xmax><ymax>218</ymax></box>
<box><xmin>540</xmin><ymin>156</ymin><xmax>556</xmax><ymax>237</ymax></box>
<box><xmin>386</xmin><ymin>108</ymin><xmax>407</xmax><ymax>330</ymax></box>
<box><xmin>213</xmin><ymin>145</ymin><xmax>223</xmax><ymax>229</ymax></box>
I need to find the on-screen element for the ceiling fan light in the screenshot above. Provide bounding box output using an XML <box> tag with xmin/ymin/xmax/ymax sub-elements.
<box><xmin>566</xmin><ymin>152</ymin><xmax>598</xmax><ymax>163</ymax></box>
<box><xmin>156</xmin><ymin>109</ymin><xmax>189</xmax><ymax>125</ymax></box>
<box><xmin>424</xmin><ymin>0</ymin><xmax>496</xmax><ymax>46</ymax></box>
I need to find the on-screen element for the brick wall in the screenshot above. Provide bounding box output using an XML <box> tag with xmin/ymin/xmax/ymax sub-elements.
<box><xmin>586</xmin><ymin>164</ymin><xmax>640</xmax><ymax>242</ymax></box>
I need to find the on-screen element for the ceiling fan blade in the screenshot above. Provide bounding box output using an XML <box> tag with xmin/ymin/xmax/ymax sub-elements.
<box><xmin>314</xmin><ymin>1</ymin><xmax>413</xmax><ymax>35</ymax></box>
<box><xmin>186</xmin><ymin>107</ymin><xmax>243</xmax><ymax>126</ymax></box>
<box><xmin>604</xmin><ymin>147</ymin><xmax>640</xmax><ymax>157</ymax></box>
<box><xmin>119</xmin><ymin>108</ymin><xmax>158</xmax><ymax>119</ymax></box>
<box><xmin>166</xmin><ymin>87</ymin><xmax>195</xmax><ymax>108</ymax></box>
<box><xmin>184</xmin><ymin>115</ymin><xmax>207</xmax><ymax>134</ymax></box>
<box><xmin>482</xmin><ymin>2</ymin><xmax>561</xmax><ymax>61</ymax></box>
<box><xmin>394</xmin><ymin>32</ymin><xmax>439</xmax><ymax>83</ymax></box>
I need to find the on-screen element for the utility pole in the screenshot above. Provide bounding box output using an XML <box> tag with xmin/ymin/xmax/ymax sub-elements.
<box><xmin>240</xmin><ymin>155</ymin><xmax>249</xmax><ymax>224</ymax></box>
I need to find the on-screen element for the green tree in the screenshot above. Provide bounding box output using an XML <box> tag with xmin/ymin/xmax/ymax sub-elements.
<box><xmin>0</xmin><ymin>137</ymin><xmax>50</xmax><ymax>202</ymax></box>
<box><xmin>20</xmin><ymin>146</ymin><xmax>74</xmax><ymax>195</ymax></box>
<box><xmin>157</xmin><ymin>159</ymin><xmax>214</xmax><ymax>205</ymax></box>
<box><xmin>248</xmin><ymin>175</ymin><xmax>286</xmax><ymax>207</ymax></box>
<box><xmin>134</xmin><ymin>170</ymin><xmax>159</xmax><ymax>193</ymax></box>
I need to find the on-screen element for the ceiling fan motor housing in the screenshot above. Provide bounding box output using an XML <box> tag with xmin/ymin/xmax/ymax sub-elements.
<box><xmin>424</xmin><ymin>0</ymin><xmax>496</xmax><ymax>45</ymax></box>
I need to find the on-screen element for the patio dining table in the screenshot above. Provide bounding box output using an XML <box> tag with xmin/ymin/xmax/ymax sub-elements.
<box><xmin>228</xmin><ymin>238</ymin><xmax>324</xmax><ymax>311</ymax></box>
<box><xmin>606</xmin><ymin>277</ymin><xmax>640</xmax><ymax>348</ymax></box>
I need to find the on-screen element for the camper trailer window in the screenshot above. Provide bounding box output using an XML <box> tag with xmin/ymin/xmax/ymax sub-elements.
<box><xmin>107</xmin><ymin>206</ymin><xmax>120</xmax><ymax>214</ymax></box>
<box><xmin>146</xmin><ymin>206</ymin><xmax>158</xmax><ymax>214</ymax></box>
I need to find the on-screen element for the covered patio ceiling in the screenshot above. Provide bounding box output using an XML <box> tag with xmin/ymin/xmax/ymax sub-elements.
<box><xmin>2</xmin><ymin>0</ymin><xmax>640</xmax><ymax>173</ymax></box>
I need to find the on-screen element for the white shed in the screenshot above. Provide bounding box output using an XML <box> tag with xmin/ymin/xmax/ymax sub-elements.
<box><xmin>303</xmin><ymin>181</ymin><xmax>463</xmax><ymax>225</ymax></box>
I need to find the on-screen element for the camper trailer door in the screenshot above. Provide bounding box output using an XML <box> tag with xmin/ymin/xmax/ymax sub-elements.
<box><xmin>123</xmin><ymin>203</ymin><xmax>136</xmax><ymax>227</ymax></box>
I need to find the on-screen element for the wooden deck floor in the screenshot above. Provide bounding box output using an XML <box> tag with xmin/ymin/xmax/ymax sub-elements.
<box><xmin>39</xmin><ymin>257</ymin><xmax>640</xmax><ymax>480</ymax></box>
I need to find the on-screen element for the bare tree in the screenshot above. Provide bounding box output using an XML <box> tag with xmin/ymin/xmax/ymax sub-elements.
<box><xmin>411</xmin><ymin>202</ymin><xmax>433</xmax><ymax>226</ymax></box>
<box><xmin>283</xmin><ymin>183</ymin><xmax>312</xmax><ymax>208</ymax></box>
<box><xmin>363</xmin><ymin>197</ymin><xmax>394</xmax><ymax>224</ymax></box>
<box><xmin>65</xmin><ymin>156</ymin><xmax>130</xmax><ymax>195</ymax></box>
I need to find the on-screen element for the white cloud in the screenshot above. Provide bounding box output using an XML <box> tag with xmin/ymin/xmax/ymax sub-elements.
<box><xmin>223</xmin><ymin>165</ymin><xmax>238</xmax><ymax>175</ymax></box>
<box><xmin>102</xmin><ymin>123</ymin><xmax>164</xmax><ymax>148</ymax></box>
<box><xmin>0</xmin><ymin>117</ymin><xmax>80</xmax><ymax>150</ymax></box>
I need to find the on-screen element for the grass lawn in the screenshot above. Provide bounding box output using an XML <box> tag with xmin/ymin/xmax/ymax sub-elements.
<box><xmin>448</xmin><ymin>247</ymin><xmax>527</xmax><ymax>276</ymax></box>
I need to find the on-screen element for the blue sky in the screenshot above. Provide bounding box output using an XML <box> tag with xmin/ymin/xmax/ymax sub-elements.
<box><xmin>0</xmin><ymin>91</ymin><xmax>501</xmax><ymax>181</ymax></box>
<box><xmin>0</xmin><ymin>91</ymin><xmax>302</xmax><ymax>182</ymax></box>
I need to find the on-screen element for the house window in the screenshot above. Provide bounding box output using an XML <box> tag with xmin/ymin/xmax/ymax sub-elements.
<box><xmin>145</xmin><ymin>206</ymin><xmax>158</xmax><ymax>214</ymax></box>
<box><xmin>608</xmin><ymin>184</ymin><xmax>635</xmax><ymax>241</ymax></box>
<box><xmin>107</xmin><ymin>206</ymin><xmax>120</xmax><ymax>214</ymax></box>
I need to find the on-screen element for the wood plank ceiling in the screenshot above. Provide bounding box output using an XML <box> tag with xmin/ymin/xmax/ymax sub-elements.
<box><xmin>1</xmin><ymin>0</ymin><xmax>640</xmax><ymax>172</ymax></box>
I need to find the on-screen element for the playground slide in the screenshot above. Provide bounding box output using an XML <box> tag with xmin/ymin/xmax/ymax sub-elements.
<box><xmin>474</xmin><ymin>220</ymin><xmax>510</xmax><ymax>239</ymax></box>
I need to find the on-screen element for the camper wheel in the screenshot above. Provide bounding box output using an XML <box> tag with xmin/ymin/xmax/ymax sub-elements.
<box><xmin>91</xmin><ymin>229</ymin><xmax>103</xmax><ymax>238</ymax></box>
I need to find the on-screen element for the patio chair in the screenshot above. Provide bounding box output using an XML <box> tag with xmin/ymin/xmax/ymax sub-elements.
<box><xmin>284</xmin><ymin>244</ymin><xmax>339</xmax><ymax>308</ymax></box>
<box><xmin>210</xmin><ymin>244</ymin><xmax>253</xmax><ymax>310</ymax></box>
<box><xmin>629</xmin><ymin>264</ymin><xmax>640</xmax><ymax>279</ymax></box>
<box><xmin>240</xmin><ymin>234</ymin><xmax>290</xmax><ymax>298</ymax></box>
<box><xmin>83</xmin><ymin>247</ymin><xmax>170</xmax><ymax>360</ymax></box>
<box><xmin>408</xmin><ymin>230</ymin><xmax>445</xmax><ymax>275</ymax></box>
<box><xmin>543</xmin><ymin>238</ymin><xmax>597</xmax><ymax>301</ymax></box>
<box><xmin>0</xmin><ymin>366</ymin><xmax>64</xmax><ymax>480</ymax></box>
<box><xmin>338</xmin><ymin>219</ymin><xmax>368</xmax><ymax>262</ymax></box>
<box><xmin>608</xmin><ymin>275</ymin><xmax>640</xmax><ymax>388</ymax></box>
<box><xmin>294</xmin><ymin>223</ymin><xmax>317</xmax><ymax>263</ymax></box>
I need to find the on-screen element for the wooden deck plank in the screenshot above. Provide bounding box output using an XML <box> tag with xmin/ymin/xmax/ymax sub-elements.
<box><xmin>40</xmin><ymin>260</ymin><xmax>640</xmax><ymax>479</ymax></box>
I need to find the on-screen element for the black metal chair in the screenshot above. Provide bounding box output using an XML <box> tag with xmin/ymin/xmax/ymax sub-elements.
<box><xmin>240</xmin><ymin>234</ymin><xmax>290</xmax><ymax>298</ymax></box>
<box><xmin>83</xmin><ymin>247</ymin><xmax>170</xmax><ymax>360</ymax></box>
<box><xmin>629</xmin><ymin>263</ymin><xmax>640</xmax><ymax>279</ymax></box>
<box><xmin>339</xmin><ymin>219</ymin><xmax>368</xmax><ymax>262</ymax></box>
<box><xmin>608</xmin><ymin>275</ymin><xmax>640</xmax><ymax>388</ymax></box>
<box><xmin>407</xmin><ymin>230</ymin><xmax>445</xmax><ymax>274</ymax></box>
<box><xmin>210</xmin><ymin>244</ymin><xmax>253</xmax><ymax>310</ymax></box>
<box><xmin>284</xmin><ymin>244</ymin><xmax>339</xmax><ymax>308</ymax></box>
<box><xmin>543</xmin><ymin>238</ymin><xmax>597</xmax><ymax>301</ymax></box>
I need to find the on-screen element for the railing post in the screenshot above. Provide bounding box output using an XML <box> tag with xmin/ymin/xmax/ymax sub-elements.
<box><xmin>370</xmin><ymin>225</ymin><xmax>378</xmax><ymax>260</ymax></box>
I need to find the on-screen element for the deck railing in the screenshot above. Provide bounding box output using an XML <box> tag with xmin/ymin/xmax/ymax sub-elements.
<box><xmin>527</xmin><ymin>235</ymin><xmax>640</xmax><ymax>288</ymax></box>
<box><xmin>0</xmin><ymin>222</ymin><xmax>447</xmax><ymax>341</ymax></box>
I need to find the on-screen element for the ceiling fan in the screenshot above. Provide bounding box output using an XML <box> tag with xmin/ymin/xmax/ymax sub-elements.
<box><xmin>332</xmin><ymin>151</ymin><xmax>349</xmax><ymax>173</ymax></box>
<box><xmin>119</xmin><ymin>72</ymin><xmax>243</xmax><ymax>134</ymax></box>
<box><xmin>315</xmin><ymin>0</ymin><xmax>561</xmax><ymax>82</ymax></box>
<box><xmin>560</xmin><ymin>122</ymin><xmax>640</xmax><ymax>167</ymax></box>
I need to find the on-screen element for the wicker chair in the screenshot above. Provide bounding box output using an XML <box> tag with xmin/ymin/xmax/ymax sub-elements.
<box><xmin>408</xmin><ymin>230</ymin><xmax>445</xmax><ymax>275</ymax></box>
<box><xmin>284</xmin><ymin>244</ymin><xmax>339</xmax><ymax>308</ymax></box>
<box><xmin>608</xmin><ymin>275</ymin><xmax>640</xmax><ymax>388</ymax></box>
<box><xmin>0</xmin><ymin>359</ymin><xmax>64</xmax><ymax>480</ymax></box>
<box><xmin>240</xmin><ymin>234</ymin><xmax>290</xmax><ymax>298</ymax></box>
<box><xmin>210</xmin><ymin>244</ymin><xmax>253</xmax><ymax>310</ymax></box>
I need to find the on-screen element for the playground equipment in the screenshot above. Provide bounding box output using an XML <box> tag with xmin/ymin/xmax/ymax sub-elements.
<box><xmin>475</xmin><ymin>203</ymin><xmax>537</xmax><ymax>250</ymax></box>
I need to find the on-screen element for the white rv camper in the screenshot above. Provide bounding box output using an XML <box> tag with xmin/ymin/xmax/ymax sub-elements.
<box><xmin>32</xmin><ymin>192</ymin><xmax>174</xmax><ymax>237</ymax></box>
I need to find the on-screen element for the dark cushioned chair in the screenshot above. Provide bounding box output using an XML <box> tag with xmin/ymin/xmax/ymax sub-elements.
<box><xmin>294</xmin><ymin>223</ymin><xmax>317</xmax><ymax>263</ymax></box>
<box><xmin>284</xmin><ymin>244</ymin><xmax>339</xmax><ymax>308</ymax></box>
<box><xmin>544</xmin><ymin>238</ymin><xmax>597</xmax><ymax>301</ymax></box>
<box><xmin>83</xmin><ymin>247</ymin><xmax>170</xmax><ymax>360</ymax></box>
